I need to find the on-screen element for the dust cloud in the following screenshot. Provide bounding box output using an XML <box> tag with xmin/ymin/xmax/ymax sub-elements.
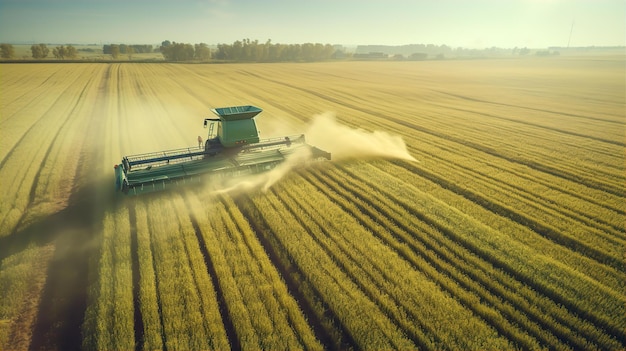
<box><xmin>208</xmin><ymin>111</ymin><xmax>416</xmax><ymax>195</ymax></box>
<box><xmin>211</xmin><ymin>146</ymin><xmax>313</xmax><ymax>194</ymax></box>
<box><xmin>305</xmin><ymin>112</ymin><xmax>416</xmax><ymax>162</ymax></box>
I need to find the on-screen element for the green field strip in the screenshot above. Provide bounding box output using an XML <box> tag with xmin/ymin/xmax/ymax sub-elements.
<box><xmin>212</xmin><ymin>206</ymin><xmax>283</xmax><ymax>349</ymax></box>
<box><xmin>416</xmin><ymin>152</ymin><xmax>626</xmax><ymax>238</ymax></box>
<box><xmin>186</xmin><ymin>195</ymin><xmax>263</xmax><ymax>349</ymax></box>
<box><xmin>145</xmin><ymin>199</ymin><xmax>216</xmax><ymax>350</ymax></box>
<box><xmin>171</xmin><ymin>196</ymin><xmax>231</xmax><ymax>350</ymax></box>
<box><xmin>312</xmin><ymin>166</ymin><xmax>622</xmax><ymax>350</ymax></box>
<box><xmin>206</xmin><ymin>197</ymin><xmax>315</xmax><ymax>349</ymax></box>
<box><xmin>252</xmin><ymin>191</ymin><xmax>415</xmax><ymax>350</ymax></box>
<box><xmin>128</xmin><ymin>202</ymin><xmax>143</xmax><ymax>350</ymax></box>
<box><xmin>275</xmin><ymin>178</ymin><xmax>519</xmax><ymax>350</ymax></box>
<box><xmin>234</xmin><ymin>194</ymin><xmax>357</xmax><ymax>350</ymax></box>
<box><xmin>260</xmin><ymin>190</ymin><xmax>416</xmax><ymax>350</ymax></box>
<box><xmin>220</xmin><ymin>196</ymin><xmax>324</xmax><ymax>350</ymax></box>
<box><xmin>182</xmin><ymin>194</ymin><xmax>241</xmax><ymax>351</ymax></box>
<box><xmin>189</xmin><ymin>194</ymin><xmax>322</xmax><ymax>349</ymax></box>
<box><xmin>390</xmin><ymin>147</ymin><xmax>626</xmax><ymax>267</ymax></box>
<box><xmin>419</xmin><ymin>155</ymin><xmax>626</xmax><ymax>239</ymax></box>
<box><xmin>338</xmin><ymin>162</ymin><xmax>626</xmax><ymax>343</ymax></box>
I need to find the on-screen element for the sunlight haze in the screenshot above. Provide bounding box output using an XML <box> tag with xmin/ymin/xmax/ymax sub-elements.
<box><xmin>0</xmin><ymin>0</ymin><xmax>624</xmax><ymax>48</ymax></box>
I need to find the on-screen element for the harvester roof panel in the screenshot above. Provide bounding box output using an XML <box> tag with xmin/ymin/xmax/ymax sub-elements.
<box><xmin>212</xmin><ymin>105</ymin><xmax>262</xmax><ymax>121</ymax></box>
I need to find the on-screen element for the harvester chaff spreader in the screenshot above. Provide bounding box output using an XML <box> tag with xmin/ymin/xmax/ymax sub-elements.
<box><xmin>114</xmin><ymin>105</ymin><xmax>330</xmax><ymax>195</ymax></box>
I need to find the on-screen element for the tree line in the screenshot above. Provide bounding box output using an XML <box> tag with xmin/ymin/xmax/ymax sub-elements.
<box><xmin>213</xmin><ymin>39</ymin><xmax>336</xmax><ymax>62</ymax></box>
<box><xmin>1</xmin><ymin>40</ymin><xmax>338</xmax><ymax>61</ymax></box>
<box><xmin>159</xmin><ymin>41</ymin><xmax>211</xmax><ymax>61</ymax></box>
<box><xmin>157</xmin><ymin>39</ymin><xmax>337</xmax><ymax>62</ymax></box>
<box><xmin>0</xmin><ymin>43</ymin><xmax>79</xmax><ymax>59</ymax></box>
<box><xmin>0</xmin><ymin>40</ymin><xmax>566</xmax><ymax>61</ymax></box>
<box><xmin>103</xmin><ymin>44</ymin><xmax>153</xmax><ymax>59</ymax></box>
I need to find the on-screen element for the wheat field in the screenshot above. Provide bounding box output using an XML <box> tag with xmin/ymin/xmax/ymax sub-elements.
<box><xmin>1</xmin><ymin>57</ymin><xmax>624</xmax><ymax>350</ymax></box>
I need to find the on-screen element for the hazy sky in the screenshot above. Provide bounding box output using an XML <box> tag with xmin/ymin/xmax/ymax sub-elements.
<box><xmin>0</xmin><ymin>0</ymin><xmax>624</xmax><ymax>48</ymax></box>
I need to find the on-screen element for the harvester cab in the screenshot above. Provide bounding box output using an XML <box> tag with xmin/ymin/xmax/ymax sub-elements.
<box><xmin>114</xmin><ymin>105</ymin><xmax>330</xmax><ymax>195</ymax></box>
<box><xmin>203</xmin><ymin>105</ymin><xmax>262</xmax><ymax>154</ymax></box>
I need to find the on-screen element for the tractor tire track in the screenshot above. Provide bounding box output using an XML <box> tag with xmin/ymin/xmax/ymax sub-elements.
<box><xmin>145</xmin><ymin>211</ymin><xmax>169</xmax><ymax>351</ymax></box>
<box><xmin>127</xmin><ymin>204</ymin><xmax>144</xmax><ymax>351</ymax></box>
<box><xmin>29</xmin><ymin>65</ymin><xmax>113</xmax><ymax>351</ymax></box>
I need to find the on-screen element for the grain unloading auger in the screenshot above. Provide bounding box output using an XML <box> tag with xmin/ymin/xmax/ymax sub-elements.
<box><xmin>114</xmin><ymin>105</ymin><xmax>330</xmax><ymax>195</ymax></box>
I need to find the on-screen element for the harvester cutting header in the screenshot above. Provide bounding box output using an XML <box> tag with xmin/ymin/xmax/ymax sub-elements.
<box><xmin>114</xmin><ymin>105</ymin><xmax>330</xmax><ymax>195</ymax></box>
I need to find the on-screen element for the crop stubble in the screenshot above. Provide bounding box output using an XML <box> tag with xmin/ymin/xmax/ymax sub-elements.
<box><xmin>0</xmin><ymin>58</ymin><xmax>624</xmax><ymax>350</ymax></box>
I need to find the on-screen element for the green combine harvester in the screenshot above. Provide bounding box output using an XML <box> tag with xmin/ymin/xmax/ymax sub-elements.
<box><xmin>114</xmin><ymin>105</ymin><xmax>330</xmax><ymax>195</ymax></box>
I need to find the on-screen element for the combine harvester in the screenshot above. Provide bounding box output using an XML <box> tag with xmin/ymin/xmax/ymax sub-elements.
<box><xmin>114</xmin><ymin>105</ymin><xmax>330</xmax><ymax>195</ymax></box>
